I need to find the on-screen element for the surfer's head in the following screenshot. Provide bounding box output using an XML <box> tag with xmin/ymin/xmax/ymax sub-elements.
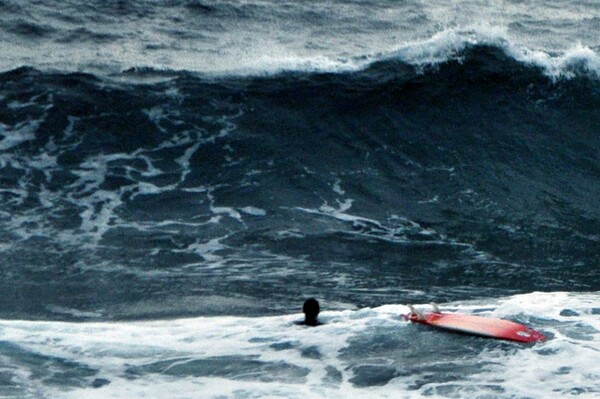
<box><xmin>302</xmin><ymin>298</ymin><xmax>320</xmax><ymax>326</ymax></box>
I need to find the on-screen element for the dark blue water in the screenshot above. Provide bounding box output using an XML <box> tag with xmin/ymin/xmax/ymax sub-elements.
<box><xmin>0</xmin><ymin>1</ymin><xmax>599</xmax><ymax>398</ymax></box>
<box><xmin>1</xmin><ymin>46</ymin><xmax>598</xmax><ymax>321</ymax></box>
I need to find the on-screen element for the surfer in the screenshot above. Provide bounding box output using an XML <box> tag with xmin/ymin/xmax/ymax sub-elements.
<box><xmin>299</xmin><ymin>298</ymin><xmax>322</xmax><ymax>326</ymax></box>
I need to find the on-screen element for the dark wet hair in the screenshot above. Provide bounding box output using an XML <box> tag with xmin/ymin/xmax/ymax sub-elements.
<box><xmin>303</xmin><ymin>298</ymin><xmax>319</xmax><ymax>314</ymax></box>
<box><xmin>303</xmin><ymin>298</ymin><xmax>320</xmax><ymax>326</ymax></box>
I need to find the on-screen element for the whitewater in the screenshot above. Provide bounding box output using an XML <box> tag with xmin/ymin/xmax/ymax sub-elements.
<box><xmin>1</xmin><ymin>293</ymin><xmax>599</xmax><ymax>398</ymax></box>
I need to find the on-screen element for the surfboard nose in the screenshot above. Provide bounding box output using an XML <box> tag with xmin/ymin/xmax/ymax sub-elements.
<box><xmin>518</xmin><ymin>328</ymin><xmax>546</xmax><ymax>342</ymax></box>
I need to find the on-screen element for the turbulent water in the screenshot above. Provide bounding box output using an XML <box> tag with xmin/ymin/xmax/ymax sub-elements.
<box><xmin>1</xmin><ymin>1</ymin><xmax>599</xmax><ymax>398</ymax></box>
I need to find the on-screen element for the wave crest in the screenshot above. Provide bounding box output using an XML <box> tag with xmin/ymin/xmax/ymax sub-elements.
<box><xmin>366</xmin><ymin>27</ymin><xmax>600</xmax><ymax>81</ymax></box>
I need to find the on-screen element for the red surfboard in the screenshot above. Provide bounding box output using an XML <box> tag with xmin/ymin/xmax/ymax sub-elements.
<box><xmin>404</xmin><ymin>304</ymin><xmax>545</xmax><ymax>343</ymax></box>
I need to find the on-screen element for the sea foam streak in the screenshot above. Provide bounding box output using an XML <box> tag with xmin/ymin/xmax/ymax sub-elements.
<box><xmin>1</xmin><ymin>292</ymin><xmax>598</xmax><ymax>398</ymax></box>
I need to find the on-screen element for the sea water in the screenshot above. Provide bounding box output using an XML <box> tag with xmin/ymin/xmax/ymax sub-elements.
<box><xmin>0</xmin><ymin>1</ymin><xmax>599</xmax><ymax>398</ymax></box>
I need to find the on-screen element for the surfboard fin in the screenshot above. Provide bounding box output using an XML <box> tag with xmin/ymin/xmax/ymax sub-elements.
<box><xmin>430</xmin><ymin>303</ymin><xmax>441</xmax><ymax>313</ymax></box>
<box><xmin>407</xmin><ymin>304</ymin><xmax>424</xmax><ymax>320</ymax></box>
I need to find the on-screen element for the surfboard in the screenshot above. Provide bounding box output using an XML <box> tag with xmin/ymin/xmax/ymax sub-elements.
<box><xmin>404</xmin><ymin>304</ymin><xmax>545</xmax><ymax>343</ymax></box>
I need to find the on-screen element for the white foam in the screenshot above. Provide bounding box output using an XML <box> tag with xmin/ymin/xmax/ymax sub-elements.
<box><xmin>388</xmin><ymin>26</ymin><xmax>501</xmax><ymax>66</ymax></box>
<box><xmin>2</xmin><ymin>292</ymin><xmax>598</xmax><ymax>398</ymax></box>
<box><xmin>293</xmin><ymin>201</ymin><xmax>472</xmax><ymax>249</ymax></box>
<box><xmin>239</xmin><ymin>206</ymin><xmax>267</xmax><ymax>216</ymax></box>
<box><xmin>0</xmin><ymin>106</ymin><xmax>241</xmax><ymax>248</ymax></box>
<box><xmin>332</xmin><ymin>179</ymin><xmax>345</xmax><ymax>196</ymax></box>
<box><xmin>506</xmin><ymin>41</ymin><xmax>600</xmax><ymax>79</ymax></box>
<box><xmin>380</xmin><ymin>25</ymin><xmax>600</xmax><ymax>79</ymax></box>
<box><xmin>183</xmin><ymin>237</ymin><xmax>229</xmax><ymax>262</ymax></box>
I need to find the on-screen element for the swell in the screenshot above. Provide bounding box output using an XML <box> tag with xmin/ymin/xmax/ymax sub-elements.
<box><xmin>0</xmin><ymin>45</ymin><xmax>599</xmax><ymax>319</ymax></box>
<box><xmin>232</xmin><ymin>44</ymin><xmax>600</xmax><ymax>281</ymax></box>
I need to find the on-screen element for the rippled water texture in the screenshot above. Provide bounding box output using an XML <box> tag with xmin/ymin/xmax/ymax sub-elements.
<box><xmin>0</xmin><ymin>1</ymin><xmax>599</xmax><ymax>398</ymax></box>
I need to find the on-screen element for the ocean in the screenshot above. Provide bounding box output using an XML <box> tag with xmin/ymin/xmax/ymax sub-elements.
<box><xmin>0</xmin><ymin>0</ymin><xmax>599</xmax><ymax>398</ymax></box>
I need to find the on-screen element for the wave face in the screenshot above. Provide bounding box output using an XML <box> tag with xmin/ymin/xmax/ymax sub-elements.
<box><xmin>1</xmin><ymin>45</ymin><xmax>599</xmax><ymax>322</ymax></box>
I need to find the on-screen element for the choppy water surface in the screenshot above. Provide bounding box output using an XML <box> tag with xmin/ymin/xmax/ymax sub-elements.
<box><xmin>0</xmin><ymin>0</ymin><xmax>599</xmax><ymax>397</ymax></box>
